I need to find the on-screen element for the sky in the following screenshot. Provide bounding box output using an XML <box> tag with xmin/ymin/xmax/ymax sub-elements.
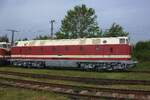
<box><xmin>0</xmin><ymin>0</ymin><xmax>150</xmax><ymax>43</ymax></box>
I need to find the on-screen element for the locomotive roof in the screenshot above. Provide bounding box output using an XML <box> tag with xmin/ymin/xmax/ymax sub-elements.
<box><xmin>15</xmin><ymin>37</ymin><xmax>129</xmax><ymax>47</ymax></box>
<box><xmin>0</xmin><ymin>42</ymin><xmax>10</xmax><ymax>44</ymax></box>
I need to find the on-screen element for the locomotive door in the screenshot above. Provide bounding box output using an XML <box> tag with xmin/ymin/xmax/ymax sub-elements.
<box><xmin>56</xmin><ymin>46</ymin><xmax>63</xmax><ymax>58</ymax></box>
<box><xmin>102</xmin><ymin>44</ymin><xmax>113</xmax><ymax>59</ymax></box>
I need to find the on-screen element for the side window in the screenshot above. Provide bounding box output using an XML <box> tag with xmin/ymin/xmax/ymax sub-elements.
<box><xmin>119</xmin><ymin>38</ymin><xmax>125</xmax><ymax>44</ymax></box>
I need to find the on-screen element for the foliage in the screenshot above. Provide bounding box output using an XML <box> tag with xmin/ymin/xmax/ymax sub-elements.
<box><xmin>130</xmin><ymin>61</ymin><xmax>150</xmax><ymax>71</ymax></box>
<box><xmin>55</xmin><ymin>31</ymin><xmax>66</xmax><ymax>39</ymax></box>
<box><xmin>0</xmin><ymin>35</ymin><xmax>9</xmax><ymax>42</ymax></box>
<box><xmin>56</xmin><ymin>4</ymin><xmax>101</xmax><ymax>39</ymax></box>
<box><xmin>34</xmin><ymin>35</ymin><xmax>49</xmax><ymax>40</ymax></box>
<box><xmin>133</xmin><ymin>41</ymin><xmax>150</xmax><ymax>61</ymax></box>
<box><xmin>22</xmin><ymin>38</ymin><xmax>28</xmax><ymax>41</ymax></box>
<box><xmin>103</xmin><ymin>23</ymin><xmax>129</xmax><ymax>37</ymax></box>
<box><xmin>17</xmin><ymin>38</ymin><xmax>28</xmax><ymax>41</ymax></box>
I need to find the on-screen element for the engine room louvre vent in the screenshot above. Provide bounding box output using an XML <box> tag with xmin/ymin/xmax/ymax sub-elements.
<box><xmin>79</xmin><ymin>39</ymin><xmax>86</xmax><ymax>45</ymax></box>
<box><xmin>29</xmin><ymin>41</ymin><xmax>36</xmax><ymax>46</ymax></box>
<box><xmin>92</xmin><ymin>39</ymin><xmax>101</xmax><ymax>44</ymax></box>
<box><xmin>40</xmin><ymin>41</ymin><xmax>45</xmax><ymax>45</ymax></box>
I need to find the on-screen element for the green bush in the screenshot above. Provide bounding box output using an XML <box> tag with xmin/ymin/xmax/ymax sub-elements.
<box><xmin>133</xmin><ymin>41</ymin><xmax>150</xmax><ymax>61</ymax></box>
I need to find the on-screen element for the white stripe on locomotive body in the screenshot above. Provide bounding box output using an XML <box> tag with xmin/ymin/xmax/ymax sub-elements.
<box><xmin>0</xmin><ymin>56</ymin><xmax>10</xmax><ymax>58</ymax></box>
<box><xmin>0</xmin><ymin>55</ymin><xmax>3</xmax><ymax>58</ymax></box>
<box><xmin>15</xmin><ymin>37</ymin><xmax>129</xmax><ymax>47</ymax></box>
<box><xmin>11</xmin><ymin>55</ymin><xmax>131</xmax><ymax>59</ymax></box>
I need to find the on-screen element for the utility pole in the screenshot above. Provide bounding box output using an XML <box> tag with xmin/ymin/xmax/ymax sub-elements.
<box><xmin>7</xmin><ymin>29</ymin><xmax>19</xmax><ymax>46</ymax></box>
<box><xmin>50</xmin><ymin>19</ymin><xmax>55</xmax><ymax>39</ymax></box>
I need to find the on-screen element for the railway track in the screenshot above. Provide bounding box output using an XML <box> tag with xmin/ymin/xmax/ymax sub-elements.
<box><xmin>0</xmin><ymin>76</ymin><xmax>150</xmax><ymax>100</ymax></box>
<box><xmin>0</xmin><ymin>70</ymin><xmax>150</xmax><ymax>85</ymax></box>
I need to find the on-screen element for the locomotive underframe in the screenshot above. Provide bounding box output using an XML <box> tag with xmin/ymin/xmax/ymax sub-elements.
<box><xmin>0</xmin><ymin>59</ymin><xmax>9</xmax><ymax>66</ymax></box>
<box><xmin>10</xmin><ymin>59</ymin><xmax>136</xmax><ymax>71</ymax></box>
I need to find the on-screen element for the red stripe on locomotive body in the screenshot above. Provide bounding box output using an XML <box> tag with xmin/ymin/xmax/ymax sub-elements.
<box><xmin>11</xmin><ymin>44</ymin><xmax>131</xmax><ymax>56</ymax></box>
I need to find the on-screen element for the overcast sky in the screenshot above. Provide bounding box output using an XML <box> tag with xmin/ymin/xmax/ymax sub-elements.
<box><xmin>0</xmin><ymin>0</ymin><xmax>150</xmax><ymax>43</ymax></box>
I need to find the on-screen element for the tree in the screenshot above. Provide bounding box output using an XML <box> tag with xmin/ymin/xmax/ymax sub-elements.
<box><xmin>56</xmin><ymin>4</ymin><xmax>101</xmax><ymax>39</ymax></box>
<box><xmin>0</xmin><ymin>35</ymin><xmax>9</xmax><ymax>42</ymax></box>
<box><xmin>34</xmin><ymin>35</ymin><xmax>49</xmax><ymax>40</ymax></box>
<box><xmin>103</xmin><ymin>23</ymin><xmax>129</xmax><ymax>37</ymax></box>
<box><xmin>55</xmin><ymin>31</ymin><xmax>65</xmax><ymax>39</ymax></box>
<box><xmin>133</xmin><ymin>41</ymin><xmax>150</xmax><ymax>61</ymax></box>
<box><xmin>22</xmin><ymin>38</ymin><xmax>28</xmax><ymax>41</ymax></box>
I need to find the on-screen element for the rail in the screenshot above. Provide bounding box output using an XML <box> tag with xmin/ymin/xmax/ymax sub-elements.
<box><xmin>0</xmin><ymin>76</ymin><xmax>150</xmax><ymax>100</ymax></box>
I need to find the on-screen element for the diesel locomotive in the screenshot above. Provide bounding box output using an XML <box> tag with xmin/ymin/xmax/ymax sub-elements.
<box><xmin>0</xmin><ymin>42</ymin><xmax>10</xmax><ymax>65</ymax></box>
<box><xmin>9</xmin><ymin>37</ymin><xmax>136</xmax><ymax>71</ymax></box>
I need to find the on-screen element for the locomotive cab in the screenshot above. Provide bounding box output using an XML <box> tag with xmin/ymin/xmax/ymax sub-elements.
<box><xmin>0</xmin><ymin>42</ymin><xmax>11</xmax><ymax>49</ymax></box>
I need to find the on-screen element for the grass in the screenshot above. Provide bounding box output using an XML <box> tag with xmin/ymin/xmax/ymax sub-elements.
<box><xmin>0</xmin><ymin>62</ymin><xmax>150</xmax><ymax>99</ymax></box>
<box><xmin>130</xmin><ymin>61</ymin><xmax>150</xmax><ymax>71</ymax></box>
<box><xmin>0</xmin><ymin>87</ymin><xmax>68</xmax><ymax>100</ymax></box>
<box><xmin>0</xmin><ymin>63</ymin><xmax>150</xmax><ymax>80</ymax></box>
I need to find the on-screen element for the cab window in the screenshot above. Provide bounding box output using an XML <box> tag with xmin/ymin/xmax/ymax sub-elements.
<box><xmin>3</xmin><ymin>44</ymin><xmax>7</xmax><ymax>48</ymax></box>
<box><xmin>126</xmin><ymin>39</ymin><xmax>129</xmax><ymax>44</ymax></box>
<box><xmin>119</xmin><ymin>38</ymin><xmax>125</xmax><ymax>44</ymax></box>
<box><xmin>0</xmin><ymin>44</ymin><xmax>2</xmax><ymax>48</ymax></box>
<box><xmin>0</xmin><ymin>43</ymin><xmax>11</xmax><ymax>49</ymax></box>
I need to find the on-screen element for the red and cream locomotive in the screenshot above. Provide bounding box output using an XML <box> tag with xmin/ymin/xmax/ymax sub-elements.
<box><xmin>10</xmin><ymin>37</ymin><xmax>135</xmax><ymax>71</ymax></box>
<box><xmin>0</xmin><ymin>42</ymin><xmax>10</xmax><ymax>65</ymax></box>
